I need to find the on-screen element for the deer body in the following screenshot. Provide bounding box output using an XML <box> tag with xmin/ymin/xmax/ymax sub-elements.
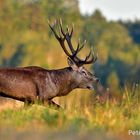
<box><xmin>0</xmin><ymin>20</ymin><xmax>99</xmax><ymax>108</ymax></box>
<box><xmin>0</xmin><ymin>67</ymin><xmax>75</xmax><ymax>101</ymax></box>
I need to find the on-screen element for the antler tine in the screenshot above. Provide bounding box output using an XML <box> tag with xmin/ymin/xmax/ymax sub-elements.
<box><xmin>84</xmin><ymin>50</ymin><xmax>92</xmax><ymax>61</ymax></box>
<box><xmin>91</xmin><ymin>48</ymin><xmax>98</xmax><ymax>63</ymax></box>
<box><xmin>66</xmin><ymin>25</ymin><xmax>70</xmax><ymax>34</ymax></box>
<box><xmin>49</xmin><ymin>20</ymin><xmax>72</xmax><ymax>58</ymax></box>
<box><xmin>84</xmin><ymin>52</ymin><xmax>98</xmax><ymax>64</ymax></box>
<box><xmin>76</xmin><ymin>47</ymin><xmax>98</xmax><ymax>65</ymax></box>
<box><xmin>59</xmin><ymin>19</ymin><xmax>66</xmax><ymax>37</ymax></box>
<box><xmin>59</xmin><ymin>19</ymin><xmax>76</xmax><ymax>55</ymax></box>
<box><xmin>72</xmin><ymin>39</ymin><xmax>84</xmax><ymax>57</ymax></box>
<box><xmin>75</xmin><ymin>38</ymin><xmax>80</xmax><ymax>53</ymax></box>
<box><xmin>59</xmin><ymin>20</ymin><xmax>83</xmax><ymax>60</ymax></box>
<box><xmin>71</xmin><ymin>39</ymin><xmax>87</xmax><ymax>62</ymax></box>
<box><xmin>80</xmin><ymin>54</ymin><xmax>94</xmax><ymax>65</ymax></box>
<box><xmin>69</xmin><ymin>23</ymin><xmax>74</xmax><ymax>37</ymax></box>
<box><xmin>59</xmin><ymin>19</ymin><xmax>73</xmax><ymax>39</ymax></box>
<box><xmin>77</xmin><ymin>40</ymin><xmax>86</xmax><ymax>53</ymax></box>
<box><xmin>48</xmin><ymin>20</ymin><xmax>60</xmax><ymax>40</ymax></box>
<box><xmin>62</xmin><ymin>22</ymin><xmax>76</xmax><ymax>55</ymax></box>
<box><xmin>65</xmin><ymin>33</ymin><xmax>75</xmax><ymax>54</ymax></box>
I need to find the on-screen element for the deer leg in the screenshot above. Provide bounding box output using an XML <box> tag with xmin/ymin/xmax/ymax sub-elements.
<box><xmin>47</xmin><ymin>100</ymin><xmax>62</xmax><ymax>109</ymax></box>
<box><xmin>24</xmin><ymin>100</ymin><xmax>34</xmax><ymax>107</ymax></box>
<box><xmin>38</xmin><ymin>96</ymin><xmax>62</xmax><ymax>109</ymax></box>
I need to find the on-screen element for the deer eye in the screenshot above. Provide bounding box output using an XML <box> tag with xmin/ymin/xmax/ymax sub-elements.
<box><xmin>82</xmin><ymin>70</ymin><xmax>87</xmax><ymax>76</ymax></box>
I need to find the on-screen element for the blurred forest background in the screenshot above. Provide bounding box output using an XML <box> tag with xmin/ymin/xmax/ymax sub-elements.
<box><xmin>0</xmin><ymin>0</ymin><xmax>140</xmax><ymax>98</ymax></box>
<box><xmin>0</xmin><ymin>1</ymin><xmax>140</xmax><ymax>139</ymax></box>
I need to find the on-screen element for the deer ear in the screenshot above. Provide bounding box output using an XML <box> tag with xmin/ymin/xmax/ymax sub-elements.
<box><xmin>67</xmin><ymin>58</ymin><xmax>78</xmax><ymax>70</ymax></box>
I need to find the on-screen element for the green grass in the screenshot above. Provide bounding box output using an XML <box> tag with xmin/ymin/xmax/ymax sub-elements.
<box><xmin>0</xmin><ymin>85</ymin><xmax>140</xmax><ymax>140</ymax></box>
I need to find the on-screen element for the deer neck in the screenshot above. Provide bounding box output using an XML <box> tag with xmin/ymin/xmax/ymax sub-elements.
<box><xmin>51</xmin><ymin>67</ymin><xmax>78</xmax><ymax>96</ymax></box>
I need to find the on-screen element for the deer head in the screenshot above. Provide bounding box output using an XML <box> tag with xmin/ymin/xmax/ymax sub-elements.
<box><xmin>48</xmin><ymin>20</ymin><xmax>99</xmax><ymax>90</ymax></box>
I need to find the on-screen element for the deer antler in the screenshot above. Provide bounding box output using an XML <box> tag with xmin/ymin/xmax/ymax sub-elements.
<box><xmin>48</xmin><ymin>19</ymin><xmax>97</xmax><ymax>66</ymax></box>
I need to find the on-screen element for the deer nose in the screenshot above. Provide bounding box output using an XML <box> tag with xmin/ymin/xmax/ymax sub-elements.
<box><xmin>95</xmin><ymin>78</ymin><xmax>99</xmax><ymax>83</ymax></box>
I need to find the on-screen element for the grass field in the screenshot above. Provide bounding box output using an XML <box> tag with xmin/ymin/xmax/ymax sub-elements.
<box><xmin>0</xmin><ymin>85</ymin><xmax>140</xmax><ymax>140</ymax></box>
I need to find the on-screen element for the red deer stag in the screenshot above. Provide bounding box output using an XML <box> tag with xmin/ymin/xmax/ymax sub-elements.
<box><xmin>0</xmin><ymin>20</ymin><xmax>99</xmax><ymax>108</ymax></box>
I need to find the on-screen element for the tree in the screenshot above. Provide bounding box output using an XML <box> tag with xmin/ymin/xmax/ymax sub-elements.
<box><xmin>80</xmin><ymin>9</ymin><xmax>106</xmax><ymax>46</ymax></box>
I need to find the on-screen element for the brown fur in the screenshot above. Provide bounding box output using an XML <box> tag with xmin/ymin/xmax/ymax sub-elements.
<box><xmin>0</xmin><ymin>65</ymin><xmax>98</xmax><ymax>108</ymax></box>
